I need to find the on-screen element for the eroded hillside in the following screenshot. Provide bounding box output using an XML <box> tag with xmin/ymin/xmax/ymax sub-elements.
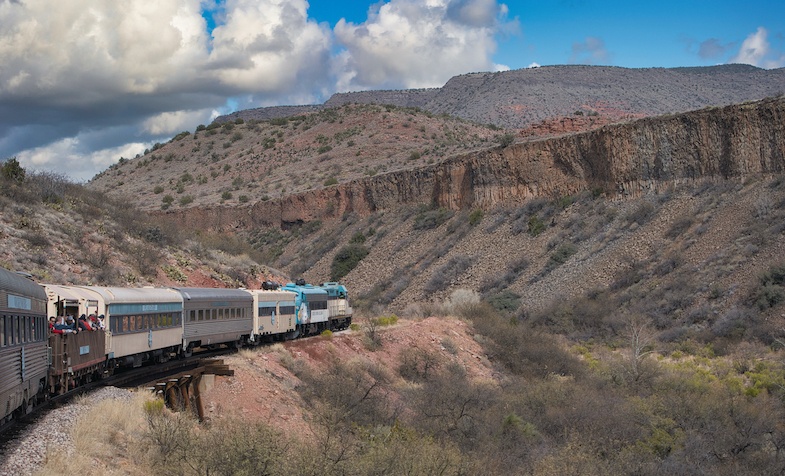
<box><xmin>91</xmin><ymin>104</ymin><xmax>508</xmax><ymax>211</ymax></box>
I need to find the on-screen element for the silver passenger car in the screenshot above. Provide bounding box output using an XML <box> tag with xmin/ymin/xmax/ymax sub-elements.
<box><xmin>0</xmin><ymin>269</ymin><xmax>48</xmax><ymax>422</ymax></box>
<box><xmin>175</xmin><ymin>288</ymin><xmax>253</xmax><ymax>355</ymax></box>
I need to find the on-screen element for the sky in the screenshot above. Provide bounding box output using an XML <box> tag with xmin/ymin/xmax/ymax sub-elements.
<box><xmin>1</xmin><ymin>0</ymin><xmax>783</xmax><ymax>182</ymax></box>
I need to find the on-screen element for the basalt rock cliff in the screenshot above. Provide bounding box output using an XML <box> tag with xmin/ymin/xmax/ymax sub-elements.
<box><xmin>161</xmin><ymin>96</ymin><xmax>785</xmax><ymax>232</ymax></box>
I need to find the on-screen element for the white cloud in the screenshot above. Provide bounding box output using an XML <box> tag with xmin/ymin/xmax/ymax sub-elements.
<box><xmin>0</xmin><ymin>0</ymin><xmax>518</xmax><ymax>181</ymax></box>
<box><xmin>142</xmin><ymin>109</ymin><xmax>214</xmax><ymax>136</ymax></box>
<box><xmin>207</xmin><ymin>0</ymin><xmax>332</xmax><ymax>92</ymax></box>
<box><xmin>333</xmin><ymin>0</ymin><xmax>516</xmax><ymax>89</ymax></box>
<box><xmin>569</xmin><ymin>36</ymin><xmax>610</xmax><ymax>65</ymax></box>
<box><xmin>731</xmin><ymin>27</ymin><xmax>785</xmax><ymax>68</ymax></box>
<box><xmin>18</xmin><ymin>137</ymin><xmax>148</xmax><ymax>182</ymax></box>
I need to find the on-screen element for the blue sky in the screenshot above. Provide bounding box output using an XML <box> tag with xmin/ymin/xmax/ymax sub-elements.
<box><xmin>1</xmin><ymin>0</ymin><xmax>783</xmax><ymax>181</ymax></box>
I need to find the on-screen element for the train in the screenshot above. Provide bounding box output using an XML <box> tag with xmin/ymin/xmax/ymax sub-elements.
<box><xmin>0</xmin><ymin>267</ymin><xmax>353</xmax><ymax>424</ymax></box>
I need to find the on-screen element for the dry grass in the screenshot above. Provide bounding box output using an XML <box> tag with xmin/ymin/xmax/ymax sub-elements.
<box><xmin>35</xmin><ymin>392</ymin><xmax>155</xmax><ymax>476</ymax></box>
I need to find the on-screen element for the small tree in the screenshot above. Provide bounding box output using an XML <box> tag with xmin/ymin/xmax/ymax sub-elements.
<box><xmin>1</xmin><ymin>157</ymin><xmax>25</xmax><ymax>182</ymax></box>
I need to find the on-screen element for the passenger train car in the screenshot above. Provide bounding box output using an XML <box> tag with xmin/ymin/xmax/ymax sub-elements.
<box><xmin>0</xmin><ymin>273</ymin><xmax>352</xmax><ymax>422</ymax></box>
<box><xmin>176</xmin><ymin>287</ymin><xmax>253</xmax><ymax>356</ymax></box>
<box><xmin>1</xmin><ymin>268</ymin><xmax>48</xmax><ymax>422</ymax></box>
<box><xmin>249</xmin><ymin>289</ymin><xmax>297</xmax><ymax>343</ymax></box>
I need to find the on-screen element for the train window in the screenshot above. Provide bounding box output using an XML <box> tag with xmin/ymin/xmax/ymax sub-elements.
<box><xmin>0</xmin><ymin>316</ymin><xmax>4</xmax><ymax>347</ymax></box>
<box><xmin>230</xmin><ymin>308</ymin><xmax>235</xmax><ymax>319</ymax></box>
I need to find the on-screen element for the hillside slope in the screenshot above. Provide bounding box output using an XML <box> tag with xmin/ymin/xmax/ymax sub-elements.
<box><xmin>219</xmin><ymin>64</ymin><xmax>785</xmax><ymax>129</ymax></box>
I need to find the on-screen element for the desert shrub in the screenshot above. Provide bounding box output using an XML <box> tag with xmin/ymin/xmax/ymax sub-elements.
<box><xmin>163</xmin><ymin>265</ymin><xmax>187</xmax><ymax>283</ymax></box>
<box><xmin>472</xmin><ymin>310</ymin><xmax>584</xmax><ymax>379</ymax></box>
<box><xmin>665</xmin><ymin>215</ymin><xmax>694</xmax><ymax>238</ymax></box>
<box><xmin>443</xmin><ymin>288</ymin><xmax>481</xmax><ymax>315</ymax></box>
<box><xmin>486</xmin><ymin>290</ymin><xmax>521</xmax><ymax>313</ymax></box>
<box><xmin>131</xmin><ymin>243</ymin><xmax>161</xmax><ymax>277</ymax></box>
<box><xmin>425</xmin><ymin>255</ymin><xmax>473</xmax><ymax>293</ymax></box>
<box><xmin>330</xmin><ymin>243</ymin><xmax>369</xmax><ymax>280</ymax></box>
<box><xmin>468</xmin><ymin>208</ymin><xmax>484</xmax><ymax>226</ymax></box>
<box><xmin>753</xmin><ymin>264</ymin><xmax>785</xmax><ymax>310</ymax></box>
<box><xmin>623</xmin><ymin>201</ymin><xmax>656</xmax><ymax>227</ymax></box>
<box><xmin>22</xmin><ymin>230</ymin><xmax>50</xmax><ymax>248</ymax></box>
<box><xmin>28</xmin><ymin>170</ymin><xmax>70</xmax><ymax>204</ymax></box>
<box><xmin>413</xmin><ymin>207</ymin><xmax>453</xmax><ymax>230</ymax></box>
<box><xmin>528</xmin><ymin>215</ymin><xmax>546</xmax><ymax>236</ymax></box>
<box><xmin>1</xmin><ymin>157</ymin><xmax>25</xmax><ymax>182</ymax></box>
<box><xmin>399</xmin><ymin>348</ymin><xmax>442</xmax><ymax>382</ymax></box>
<box><xmin>498</xmin><ymin>133</ymin><xmax>515</xmax><ymax>147</ymax></box>
<box><xmin>350</xmin><ymin>231</ymin><xmax>366</xmax><ymax>244</ymax></box>
<box><xmin>548</xmin><ymin>243</ymin><xmax>577</xmax><ymax>267</ymax></box>
<box><xmin>375</xmin><ymin>314</ymin><xmax>399</xmax><ymax>326</ymax></box>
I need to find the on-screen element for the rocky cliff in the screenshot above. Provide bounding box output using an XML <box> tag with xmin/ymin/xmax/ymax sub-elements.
<box><xmin>161</xmin><ymin>97</ymin><xmax>785</xmax><ymax>232</ymax></box>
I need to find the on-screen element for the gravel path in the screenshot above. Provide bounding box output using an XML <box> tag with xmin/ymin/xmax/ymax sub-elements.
<box><xmin>0</xmin><ymin>387</ymin><xmax>134</xmax><ymax>476</ymax></box>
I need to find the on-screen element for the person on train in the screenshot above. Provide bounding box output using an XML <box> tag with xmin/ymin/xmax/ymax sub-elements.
<box><xmin>78</xmin><ymin>315</ymin><xmax>93</xmax><ymax>331</ymax></box>
<box><xmin>49</xmin><ymin>316</ymin><xmax>64</xmax><ymax>334</ymax></box>
<box><xmin>54</xmin><ymin>316</ymin><xmax>76</xmax><ymax>334</ymax></box>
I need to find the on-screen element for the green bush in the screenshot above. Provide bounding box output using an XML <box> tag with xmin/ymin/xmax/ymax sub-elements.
<box><xmin>528</xmin><ymin>215</ymin><xmax>546</xmax><ymax>236</ymax></box>
<box><xmin>1</xmin><ymin>157</ymin><xmax>25</xmax><ymax>182</ymax></box>
<box><xmin>413</xmin><ymin>207</ymin><xmax>453</xmax><ymax>230</ymax></box>
<box><xmin>468</xmin><ymin>208</ymin><xmax>484</xmax><ymax>226</ymax></box>
<box><xmin>331</xmin><ymin>243</ymin><xmax>369</xmax><ymax>280</ymax></box>
<box><xmin>754</xmin><ymin>264</ymin><xmax>785</xmax><ymax>309</ymax></box>
<box><xmin>499</xmin><ymin>133</ymin><xmax>515</xmax><ymax>147</ymax></box>
<box><xmin>486</xmin><ymin>290</ymin><xmax>521</xmax><ymax>313</ymax></box>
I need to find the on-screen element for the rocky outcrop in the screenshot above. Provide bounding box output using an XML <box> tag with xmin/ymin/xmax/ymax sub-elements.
<box><xmin>161</xmin><ymin>97</ymin><xmax>785</xmax><ymax>231</ymax></box>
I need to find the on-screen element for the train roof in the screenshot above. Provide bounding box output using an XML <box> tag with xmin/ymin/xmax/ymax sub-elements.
<box><xmin>1</xmin><ymin>268</ymin><xmax>45</xmax><ymax>301</ymax></box>
<box><xmin>43</xmin><ymin>284</ymin><xmax>93</xmax><ymax>302</ymax></box>
<box><xmin>173</xmin><ymin>287</ymin><xmax>253</xmax><ymax>302</ymax></box>
<box><xmin>77</xmin><ymin>286</ymin><xmax>183</xmax><ymax>304</ymax></box>
<box><xmin>247</xmin><ymin>289</ymin><xmax>297</xmax><ymax>300</ymax></box>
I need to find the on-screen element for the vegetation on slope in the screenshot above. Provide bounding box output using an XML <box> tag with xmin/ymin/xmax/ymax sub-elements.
<box><xmin>0</xmin><ymin>159</ymin><xmax>278</xmax><ymax>287</ymax></box>
<box><xmin>91</xmin><ymin>103</ymin><xmax>511</xmax><ymax>211</ymax></box>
